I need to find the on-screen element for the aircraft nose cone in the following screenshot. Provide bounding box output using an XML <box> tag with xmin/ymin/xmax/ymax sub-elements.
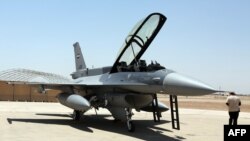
<box><xmin>163</xmin><ymin>73</ymin><xmax>216</xmax><ymax>96</ymax></box>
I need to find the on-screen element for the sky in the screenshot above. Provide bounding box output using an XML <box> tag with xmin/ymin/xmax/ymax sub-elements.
<box><xmin>0</xmin><ymin>0</ymin><xmax>250</xmax><ymax>94</ymax></box>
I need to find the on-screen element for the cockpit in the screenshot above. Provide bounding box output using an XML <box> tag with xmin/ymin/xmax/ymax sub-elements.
<box><xmin>116</xmin><ymin>60</ymin><xmax>165</xmax><ymax>72</ymax></box>
<box><xmin>110</xmin><ymin>13</ymin><xmax>166</xmax><ymax>73</ymax></box>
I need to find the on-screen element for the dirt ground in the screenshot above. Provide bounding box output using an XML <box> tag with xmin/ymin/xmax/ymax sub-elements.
<box><xmin>158</xmin><ymin>94</ymin><xmax>250</xmax><ymax>112</ymax></box>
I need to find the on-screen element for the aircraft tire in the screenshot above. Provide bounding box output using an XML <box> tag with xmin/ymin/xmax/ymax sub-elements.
<box><xmin>127</xmin><ymin>121</ymin><xmax>135</xmax><ymax>132</ymax></box>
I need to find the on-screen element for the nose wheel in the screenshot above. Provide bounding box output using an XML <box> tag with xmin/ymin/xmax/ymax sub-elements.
<box><xmin>125</xmin><ymin>108</ymin><xmax>135</xmax><ymax>132</ymax></box>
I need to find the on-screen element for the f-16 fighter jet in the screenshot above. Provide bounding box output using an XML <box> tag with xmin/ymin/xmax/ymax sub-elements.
<box><xmin>0</xmin><ymin>13</ymin><xmax>216</xmax><ymax>132</ymax></box>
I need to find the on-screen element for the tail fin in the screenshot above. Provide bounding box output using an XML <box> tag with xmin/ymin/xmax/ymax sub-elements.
<box><xmin>73</xmin><ymin>42</ymin><xmax>86</xmax><ymax>71</ymax></box>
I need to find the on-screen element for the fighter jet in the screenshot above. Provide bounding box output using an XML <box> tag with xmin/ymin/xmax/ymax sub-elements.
<box><xmin>0</xmin><ymin>13</ymin><xmax>216</xmax><ymax>132</ymax></box>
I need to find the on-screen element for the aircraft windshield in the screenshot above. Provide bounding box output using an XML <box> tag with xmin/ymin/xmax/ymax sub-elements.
<box><xmin>110</xmin><ymin>13</ymin><xmax>166</xmax><ymax>73</ymax></box>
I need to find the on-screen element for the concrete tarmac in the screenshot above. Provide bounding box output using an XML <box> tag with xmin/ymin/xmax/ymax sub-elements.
<box><xmin>0</xmin><ymin>102</ymin><xmax>249</xmax><ymax>141</ymax></box>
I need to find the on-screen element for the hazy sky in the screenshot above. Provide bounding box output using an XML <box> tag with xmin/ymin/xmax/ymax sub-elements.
<box><xmin>0</xmin><ymin>0</ymin><xmax>249</xmax><ymax>94</ymax></box>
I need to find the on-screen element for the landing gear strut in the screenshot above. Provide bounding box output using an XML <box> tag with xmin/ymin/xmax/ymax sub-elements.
<box><xmin>152</xmin><ymin>94</ymin><xmax>161</xmax><ymax>122</ymax></box>
<box><xmin>125</xmin><ymin>108</ymin><xmax>135</xmax><ymax>132</ymax></box>
<box><xmin>72</xmin><ymin>110</ymin><xmax>82</xmax><ymax>120</ymax></box>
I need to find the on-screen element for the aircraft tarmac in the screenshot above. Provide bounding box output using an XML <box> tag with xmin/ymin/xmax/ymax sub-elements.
<box><xmin>0</xmin><ymin>101</ymin><xmax>249</xmax><ymax>141</ymax></box>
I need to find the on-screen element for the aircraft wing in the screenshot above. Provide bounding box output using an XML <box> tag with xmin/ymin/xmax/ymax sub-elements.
<box><xmin>0</xmin><ymin>68</ymin><xmax>150</xmax><ymax>94</ymax></box>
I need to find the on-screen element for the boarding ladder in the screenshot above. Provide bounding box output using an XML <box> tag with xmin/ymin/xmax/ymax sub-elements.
<box><xmin>170</xmin><ymin>95</ymin><xmax>180</xmax><ymax>130</ymax></box>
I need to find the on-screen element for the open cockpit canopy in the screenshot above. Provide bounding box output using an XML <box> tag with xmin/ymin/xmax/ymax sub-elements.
<box><xmin>110</xmin><ymin>13</ymin><xmax>166</xmax><ymax>73</ymax></box>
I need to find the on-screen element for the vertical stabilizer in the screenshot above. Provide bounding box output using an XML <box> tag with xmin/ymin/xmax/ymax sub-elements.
<box><xmin>73</xmin><ymin>42</ymin><xmax>86</xmax><ymax>71</ymax></box>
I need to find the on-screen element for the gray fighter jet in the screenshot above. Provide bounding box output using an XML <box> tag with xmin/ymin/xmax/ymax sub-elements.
<box><xmin>0</xmin><ymin>13</ymin><xmax>216</xmax><ymax>132</ymax></box>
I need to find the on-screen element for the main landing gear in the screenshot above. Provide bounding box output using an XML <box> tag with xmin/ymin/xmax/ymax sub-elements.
<box><xmin>125</xmin><ymin>108</ymin><xmax>135</xmax><ymax>132</ymax></box>
<box><xmin>72</xmin><ymin>110</ymin><xmax>83</xmax><ymax>120</ymax></box>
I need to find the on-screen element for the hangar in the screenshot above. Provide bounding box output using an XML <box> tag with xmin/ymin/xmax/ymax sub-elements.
<box><xmin>0</xmin><ymin>81</ymin><xmax>61</xmax><ymax>102</ymax></box>
<box><xmin>0</xmin><ymin>69</ymin><xmax>64</xmax><ymax>102</ymax></box>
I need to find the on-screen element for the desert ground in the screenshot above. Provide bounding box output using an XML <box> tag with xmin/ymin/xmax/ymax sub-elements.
<box><xmin>0</xmin><ymin>94</ymin><xmax>249</xmax><ymax>141</ymax></box>
<box><xmin>159</xmin><ymin>94</ymin><xmax>250</xmax><ymax>112</ymax></box>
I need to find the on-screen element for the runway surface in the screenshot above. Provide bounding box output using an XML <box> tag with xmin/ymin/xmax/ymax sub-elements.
<box><xmin>0</xmin><ymin>102</ymin><xmax>249</xmax><ymax>141</ymax></box>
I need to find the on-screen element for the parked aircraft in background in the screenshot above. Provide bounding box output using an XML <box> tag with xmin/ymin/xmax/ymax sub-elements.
<box><xmin>0</xmin><ymin>13</ymin><xmax>216</xmax><ymax>132</ymax></box>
